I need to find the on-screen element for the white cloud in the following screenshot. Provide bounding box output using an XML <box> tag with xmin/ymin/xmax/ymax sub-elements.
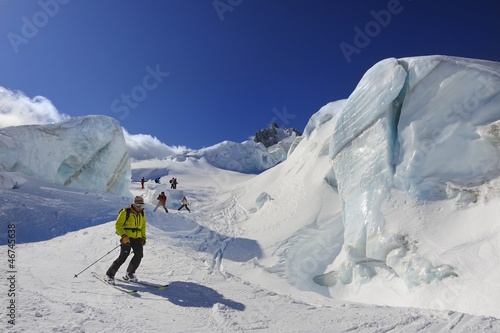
<box><xmin>123</xmin><ymin>129</ymin><xmax>188</xmax><ymax>160</ymax></box>
<box><xmin>0</xmin><ymin>86</ymin><xmax>69</xmax><ymax>128</ymax></box>
<box><xmin>0</xmin><ymin>85</ymin><xmax>186</xmax><ymax>161</ymax></box>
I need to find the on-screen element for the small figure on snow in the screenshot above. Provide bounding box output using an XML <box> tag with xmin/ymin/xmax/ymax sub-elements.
<box><xmin>154</xmin><ymin>191</ymin><xmax>169</xmax><ymax>213</ymax></box>
<box><xmin>105</xmin><ymin>196</ymin><xmax>147</xmax><ymax>285</ymax></box>
<box><xmin>178</xmin><ymin>196</ymin><xmax>191</xmax><ymax>212</ymax></box>
<box><xmin>154</xmin><ymin>177</ymin><xmax>160</xmax><ymax>184</ymax></box>
<box><xmin>169</xmin><ymin>177</ymin><xmax>178</xmax><ymax>189</ymax></box>
<box><xmin>140</xmin><ymin>177</ymin><xmax>145</xmax><ymax>189</ymax></box>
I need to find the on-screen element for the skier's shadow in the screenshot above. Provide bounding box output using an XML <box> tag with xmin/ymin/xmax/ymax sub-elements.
<box><xmin>135</xmin><ymin>281</ymin><xmax>245</xmax><ymax>310</ymax></box>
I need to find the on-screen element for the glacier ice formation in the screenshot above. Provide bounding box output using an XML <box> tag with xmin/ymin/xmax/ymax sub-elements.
<box><xmin>0</xmin><ymin>115</ymin><xmax>131</xmax><ymax>196</ymax></box>
<box><xmin>324</xmin><ymin>56</ymin><xmax>500</xmax><ymax>288</ymax></box>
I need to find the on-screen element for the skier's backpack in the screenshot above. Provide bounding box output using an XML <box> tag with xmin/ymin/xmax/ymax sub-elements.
<box><xmin>119</xmin><ymin>207</ymin><xmax>144</xmax><ymax>221</ymax></box>
<box><xmin>118</xmin><ymin>206</ymin><xmax>144</xmax><ymax>224</ymax></box>
<box><xmin>116</xmin><ymin>207</ymin><xmax>144</xmax><ymax>235</ymax></box>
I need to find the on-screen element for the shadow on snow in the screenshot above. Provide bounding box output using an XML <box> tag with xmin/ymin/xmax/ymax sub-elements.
<box><xmin>124</xmin><ymin>281</ymin><xmax>245</xmax><ymax>311</ymax></box>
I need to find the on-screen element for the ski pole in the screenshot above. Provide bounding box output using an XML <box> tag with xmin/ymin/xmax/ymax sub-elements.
<box><xmin>73</xmin><ymin>244</ymin><xmax>120</xmax><ymax>278</ymax></box>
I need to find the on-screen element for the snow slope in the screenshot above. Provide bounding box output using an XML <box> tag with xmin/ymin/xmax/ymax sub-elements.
<box><xmin>2</xmin><ymin>159</ymin><xmax>500</xmax><ymax>332</ymax></box>
<box><xmin>1</xmin><ymin>55</ymin><xmax>500</xmax><ymax>332</ymax></box>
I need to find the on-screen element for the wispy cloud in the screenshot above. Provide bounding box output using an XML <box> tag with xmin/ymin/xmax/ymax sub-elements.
<box><xmin>0</xmin><ymin>86</ymin><xmax>68</xmax><ymax>127</ymax></box>
<box><xmin>123</xmin><ymin>129</ymin><xmax>188</xmax><ymax>161</ymax></box>
<box><xmin>0</xmin><ymin>86</ymin><xmax>186</xmax><ymax>161</ymax></box>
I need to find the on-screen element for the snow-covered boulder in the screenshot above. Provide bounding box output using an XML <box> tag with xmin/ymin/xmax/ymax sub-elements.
<box><xmin>253</xmin><ymin>122</ymin><xmax>302</xmax><ymax>148</ymax></box>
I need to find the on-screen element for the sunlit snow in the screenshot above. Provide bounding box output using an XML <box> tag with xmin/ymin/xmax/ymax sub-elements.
<box><xmin>1</xmin><ymin>55</ymin><xmax>500</xmax><ymax>332</ymax></box>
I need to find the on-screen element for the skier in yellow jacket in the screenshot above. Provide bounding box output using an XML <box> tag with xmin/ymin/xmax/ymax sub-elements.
<box><xmin>105</xmin><ymin>196</ymin><xmax>147</xmax><ymax>284</ymax></box>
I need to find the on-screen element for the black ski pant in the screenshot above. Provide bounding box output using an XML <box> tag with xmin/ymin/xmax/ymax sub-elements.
<box><xmin>178</xmin><ymin>204</ymin><xmax>190</xmax><ymax>212</ymax></box>
<box><xmin>106</xmin><ymin>238</ymin><xmax>143</xmax><ymax>277</ymax></box>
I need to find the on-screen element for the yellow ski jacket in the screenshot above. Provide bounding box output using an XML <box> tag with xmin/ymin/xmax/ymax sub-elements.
<box><xmin>115</xmin><ymin>206</ymin><xmax>147</xmax><ymax>240</ymax></box>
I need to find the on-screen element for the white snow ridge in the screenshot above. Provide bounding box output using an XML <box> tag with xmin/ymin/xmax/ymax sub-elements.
<box><xmin>1</xmin><ymin>55</ymin><xmax>500</xmax><ymax>332</ymax></box>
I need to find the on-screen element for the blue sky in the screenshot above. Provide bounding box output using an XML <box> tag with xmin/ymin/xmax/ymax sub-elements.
<box><xmin>0</xmin><ymin>0</ymin><xmax>499</xmax><ymax>149</ymax></box>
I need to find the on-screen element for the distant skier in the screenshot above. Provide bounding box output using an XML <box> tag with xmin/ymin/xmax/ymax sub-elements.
<box><xmin>169</xmin><ymin>177</ymin><xmax>178</xmax><ymax>189</ymax></box>
<box><xmin>140</xmin><ymin>177</ymin><xmax>145</xmax><ymax>189</ymax></box>
<box><xmin>178</xmin><ymin>196</ymin><xmax>191</xmax><ymax>212</ymax></box>
<box><xmin>154</xmin><ymin>177</ymin><xmax>160</xmax><ymax>184</ymax></box>
<box><xmin>154</xmin><ymin>191</ymin><xmax>168</xmax><ymax>213</ymax></box>
<box><xmin>105</xmin><ymin>196</ymin><xmax>147</xmax><ymax>284</ymax></box>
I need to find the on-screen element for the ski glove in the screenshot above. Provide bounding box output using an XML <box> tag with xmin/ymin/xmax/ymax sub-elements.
<box><xmin>121</xmin><ymin>234</ymin><xmax>130</xmax><ymax>244</ymax></box>
<box><xmin>142</xmin><ymin>238</ymin><xmax>146</xmax><ymax>246</ymax></box>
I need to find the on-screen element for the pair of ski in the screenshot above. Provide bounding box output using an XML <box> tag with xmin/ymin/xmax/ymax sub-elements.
<box><xmin>91</xmin><ymin>272</ymin><xmax>168</xmax><ymax>296</ymax></box>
